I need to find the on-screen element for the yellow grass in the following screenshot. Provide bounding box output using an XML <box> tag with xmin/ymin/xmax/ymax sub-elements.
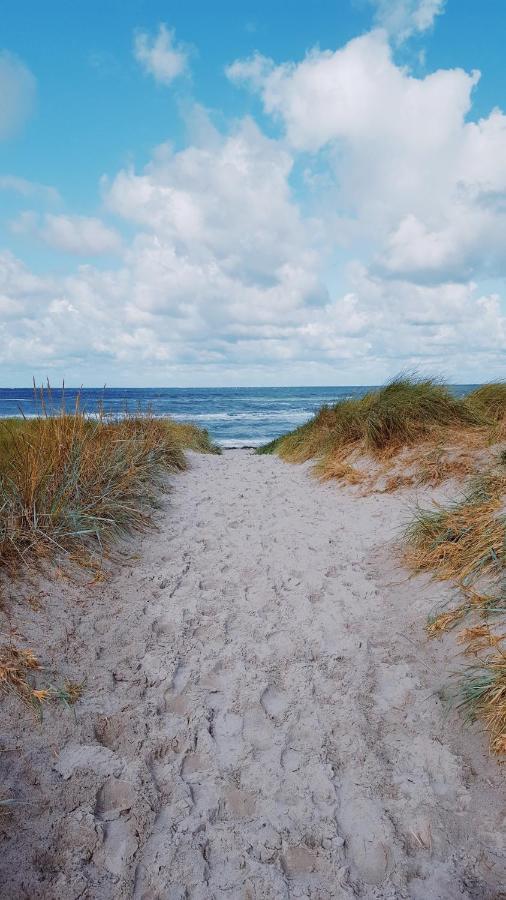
<box><xmin>0</xmin><ymin>397</ymin><xmax>219</xmax><ymax>713</ymax></box>
<box><xmin>0</xmin><ymin>408</ymin><xmax>218</xmax><ymax>574</ymax></box>
<box><xmin>406</xmin><ymin>466</ymin><xmax>506</xmax><ymax>752</ymax></box>
<box><xmin>260</xmin><ymin>376</ymin><xmax>506</xmax><ymax>491</ymax></box>
<box><xmin>405</xmin><ymin>472</ymin><xmax>505</xmax><ymax>585</ymax></box>
<box><xmin>0</xmin><ymin>642</ymin><xmax>84</xmax><ymax>712</ymax></box>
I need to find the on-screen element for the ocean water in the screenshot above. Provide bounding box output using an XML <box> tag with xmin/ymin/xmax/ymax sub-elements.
<box><xmin>0</xmin><ymin>385</ymin><xmax>476</xmax><ymax>448</ymax></box>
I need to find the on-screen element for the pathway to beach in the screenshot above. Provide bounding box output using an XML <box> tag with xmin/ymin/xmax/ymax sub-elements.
<box><xmin>1</xmin><ymin>450</ymin><xmax>504</xmax><ymax>899</ymax></box>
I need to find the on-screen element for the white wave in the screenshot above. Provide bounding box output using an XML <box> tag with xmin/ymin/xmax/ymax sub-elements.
<box><xmin>217</xmin><ymin>438</ymin><xmax>266</xmax><ymax>447</ymax></box>
<box><xmin>168</xmin><ymin>411</ymin><xmax>312</xmax><ymax>422</ymax></box>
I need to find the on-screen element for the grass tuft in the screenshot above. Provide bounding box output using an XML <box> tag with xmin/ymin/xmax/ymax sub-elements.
<box><xmin>0</xmin><ymin>405</ymin><xmax>217</xmax><ymax>574</ymax></box>
<box><xmin>0</xmin><ymin>641</ymin><xmax>85</xmax><ymax>715</ymax></box>
<box><xmin>465</xmin><ymin>382</ymin><xmax>506</xmax><ymax>424</ymax></box>
<box><xmin>426</xmin><ymin>606</ymin><xmax>467</xmax><ymax>636</ymax></box>
<box><xmin>456</xmin><ymin>655</ymin><xmax>506</xmax><ymax>753</ymax></box>
<box><xmin>258</xmin><ymin>375</ymin><xmax>496</xmax><ymax>488</ymax></box>
<box><xmin>406</xmin><ymin>462</ymin><xmax>506</xmax><ymax>752</ymax></box>
<box><xmin>405</xmin><ymin>472</ymin><xmax>505</xmax><ymax>585</ymax></box>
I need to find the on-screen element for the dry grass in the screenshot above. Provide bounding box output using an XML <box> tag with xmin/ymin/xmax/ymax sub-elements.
<box><xmin>0</xmin><ymin>396</ymin><xmax>219</xmax><ymax>713</ymax></box>
<box><xmin>406</xmin><ymin>463</ymin><xmax>506</xmax><ymax>752</ymax></box>
<box><xmin>313</xmin><ymin>456</ymin><xmax>364</xmax><ymax>485</ymax></box>
<box><xmin>457</xmin><ymin>625</ymin><xmax>505</xmax><ymax>655</ymax></box>
<box><xmin>0</xmin><ymin>407</ymin><xmax>218</xmax><ymax>574</ymax></box>
<box><xmin>457</xmin><ymin>654</ymin><xmax>506</xmax><ymax>754</ymax></box>
<box><xmin>426</xmin><ymin>606</ymin><xmax>467</xmax><ymax>636</ymax></box>
<box><xmin>0</xmin><ymin>642</ymin><xmax>84</xmax><ymax>713</ymax></box>
<box><xmin>405</xmin><ymin>471</ymin><xmax>505</xmax><ymax>585</ymax></box>
<box><xmin>466</xmin><ymin>383</ymin><xmax>506</xmax><ymax>425</ymax></box>
<box><xmin>259</xmin><ymin>376</ymin><xmax>506</xmax><ymax>491</ymax></box>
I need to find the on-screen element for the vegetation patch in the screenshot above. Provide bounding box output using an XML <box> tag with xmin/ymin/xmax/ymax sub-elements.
<box><xmin>259</xmin><ymin>375</ymin><xmax>505</xmax><ymax>491</ymax></box>
<box><xmin>405</xmin><ymin>461</ymin><xmax>506</xmax><ymax>753</ymax></box>
<box><xmin>466</xmin><ymin>383</ymin><xmax>506</xmax><ymax>424</ymax></box>
<box><xmin>0</xmin><ymin>408</ymin><xmax>218</xmax><ymax>574</ymax></box>
<box><xmin>0</xmin><ymin>396</ymin><xmax>219</xmax><ymax>712</ymax></box>
<box><xmin>0</xmin><ymin>642</ymin><xmax>84</xmax><ymax>715</ymax></box>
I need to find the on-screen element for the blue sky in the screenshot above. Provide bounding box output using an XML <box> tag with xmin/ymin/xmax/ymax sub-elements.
<box><xmin>1</xmin><ymin>0</ymin><xmax>505</xmax><ymax>385</ymax></box>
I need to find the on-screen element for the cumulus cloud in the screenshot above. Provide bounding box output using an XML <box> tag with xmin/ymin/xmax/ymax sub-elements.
<box><xmin>226</xmin><ymin>32</ymin><xmax>477</xmax><ymax>157</ymax></box>
<box><xmin>1</xmin><ymin>19</ymin><xmax>506</xmax><ymax>385</ymax></box>
<box><xmin>369</xmin><ymin>0</ymin><xmax>445</xmax><ymax>42</ymax></box>
<box><xmin>104</xmin><ymin>117</ymin><xmax>321</xmax><ymax>287</ymax></box>
<box><xmin>0</xmin><ymin>51</ymin><xmax>36</xmax><ymax>140</ymax></box>
<box><xmin>11</xmin><ymin>212</ymin><xmax>122</xmax><ymax>256</ymax></box>
<box><xmin>133</xmin><ymin>24</ymin><xmax>189</xmax><ymax>85</ymax></box>
<box><xmin>227</xmin><ymin>30</ymin><xmax>506</xmax><ymax>289</ymax></box>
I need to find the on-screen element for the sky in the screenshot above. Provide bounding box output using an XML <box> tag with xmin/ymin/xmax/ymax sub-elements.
<box><xmin>0</xmin><ymin>0</ymin><xmax>506</xmax><ymax>387</ymax></box>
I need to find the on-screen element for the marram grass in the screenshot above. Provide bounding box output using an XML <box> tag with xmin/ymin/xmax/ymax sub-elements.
<box><xmin>466</xmin><ymin>382</ymin><xmax>506</xmax><ymax>424</ymax></box>
<box><xmin>406</xmin><ymin>462</ymin><xmax>506</xmax><ymax>753</ymax></box>
<box><xmin>259</xmin><ymin>375</ymin><xmax>506</xmax><ymax>489</ymax></box>
<box><xmin>0</xmin><ymin>402</ymin><xmax>218</xmax><ymax>710</ymax></box>
<box><xmin>405</xmin><ymin>471</ymin><xmax>505</xmax><ymax>586</ymax></box>
<box><xmin>0</xmin><ymin>409</ymin><xmax>219</xmax><ymax>574</ymax></box>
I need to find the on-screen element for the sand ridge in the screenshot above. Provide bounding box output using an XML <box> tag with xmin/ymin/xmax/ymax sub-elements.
<box><xmin>0</xmin><ymin>449</ymin><xmax>504</xmax><ymax>898</ymax></box>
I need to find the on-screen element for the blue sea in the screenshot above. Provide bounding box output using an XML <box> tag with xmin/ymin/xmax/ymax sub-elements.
<box><xmin>0</xmin><ymin>385</ymin><xmax>476</xmax><ymax>448</ymax></box>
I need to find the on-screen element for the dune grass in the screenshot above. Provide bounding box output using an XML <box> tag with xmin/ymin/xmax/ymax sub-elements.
<box><xmin>405</xmin><ymin>462</ymin><xmax>506</xmax><ymax>752</ymax></box>
<box><xmin>0</xmin><ymin>410</ymin><xmax>218</xmax><ymax>574</ymax></box>
<box><xmin>465</xmin><ymin>383</ymin><xmax>506</xmax><ymax>424</ymax></box>
<box><xmin>0</xmin><ymin>402</ymin><xmax>218</xmax><ymax>708</ymax></box>
<box><xmin>405</xmin><ymin>471</ymin><xmax>505</xmax><ymax>585</ymax></box>
<box><xmin>259</xmin><ymin>376</ymin><xmax>506</xmax><ymax>490</ymax></box>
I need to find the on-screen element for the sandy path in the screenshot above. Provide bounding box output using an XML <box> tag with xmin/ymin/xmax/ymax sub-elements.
<box><xmin>0</xmin><ymin>450</ymin><xmax>504</xmax><ymax>899</ymax></box>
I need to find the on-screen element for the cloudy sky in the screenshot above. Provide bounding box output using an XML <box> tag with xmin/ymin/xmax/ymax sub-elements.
<box><xmin>1</xmin><ymin>0</ymin><xmax>505</xmax><ymax>386</ymax></box>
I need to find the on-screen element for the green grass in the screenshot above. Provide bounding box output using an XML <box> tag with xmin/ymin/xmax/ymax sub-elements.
<box><xmin>465</xmin><ymin>382</ymin><xmax>506</xmax><ymax>423</ymax></box>
<box><xmin>0</xmin><ymin>410</ymin><xmax>219</xmax><ymax>574</ymax></box>
<box><xmin>0</xmin><ymin>405</ymin><xmax>219</xmax><ymax>712</ymax></box>
<box><xmin>456</xmin><ymin>657</ymin><xmax>506</xmax><ymax>754</ymax></box>
<box><xmin>259</xmin><ymin>375</ymin><xmax>486</xmax><ymax>465</ymax></box>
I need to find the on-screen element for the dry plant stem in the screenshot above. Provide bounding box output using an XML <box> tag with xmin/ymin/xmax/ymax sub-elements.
<box><xmin>406</xmin><ymin>467</ymin><xmax>506</xmax><ymax>753</ymax></box>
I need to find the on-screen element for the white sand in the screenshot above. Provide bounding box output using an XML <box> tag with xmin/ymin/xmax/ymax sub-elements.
<box><xmin>0</xmin><ymin>449</ymin><xmax>504</xmax><ymax>899</ymax></box>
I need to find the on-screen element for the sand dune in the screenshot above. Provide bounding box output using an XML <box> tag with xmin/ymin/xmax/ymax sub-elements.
<box><xmin>0</xmin><ymin>450</ymin><xmax>504</xmax><ymax>898</ymax></box>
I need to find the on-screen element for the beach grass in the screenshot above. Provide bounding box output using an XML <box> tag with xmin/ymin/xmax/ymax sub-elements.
<box><xmin>0</xmin><ymin>408</ymin><xmax>218</xmax><ymax>574</ymax></box>
<box><xmin>405</xmin><ymin>470</ymin><xmax>505</xmax><ymax>584</ymax></box>
<box><xmin>0</xmin><ymin>401</ymin><xmax>218</xmax><ymax>707</ymax></box>
<box><xmin>465</xmin><ymin>382</ymin><xmax>506</xmax><ymax>424</ymax></box>
<box><xmin>259</xmin><ymin>375</ymin><xmax>505</xmax><ymax>489</ymax></box>
<box><xmin>405</xmin><ymin>462</ymin><xmax>506</xmax><ymax>752</ymax></box>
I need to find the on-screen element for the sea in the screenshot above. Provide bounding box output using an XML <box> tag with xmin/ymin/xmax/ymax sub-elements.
<box><xmin>0</xmin><ymin>385</ymin><xmax>477</xmax><ymax>448</ymax></box>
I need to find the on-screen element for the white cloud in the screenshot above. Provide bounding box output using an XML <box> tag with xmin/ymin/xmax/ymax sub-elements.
<box><xmin>369</xmin><ymin>0</ymin><xmax>445</xmax><ymax>42</ymax></box>
<box><xmin>226</xmin><ymin>32</ymin><xmax>477</xmax><ymax>158</ymax></box>
<box><xmin>11</xmin><ymin>212</ymin><xmax>122</xmax><ymax>256</ymax></box>
<box><xmin>0</xmin><ymin>175</ymin><xmax>60</xmax><ymax>203</ymax></box>
<box><xmin>0</xmin><ymin>51</ymin><xmax>36</xmax><ymax>140</ymax></box>
<box><xmin>1</xmin><ymin>22</ymin><xmax>506</xmax><ymax>385</ymax></box>
<box><xmin>227</xmin><ymin>31</ymin><xmax>506</xmax><ymax>289</ymax></box>
<box><xmin>104</xmin><ymin>117</ymin><xmax>320</xmax><ymax>287</ymax></box>
<box><xmin>133</xmin><ymin>24</ymin><xmax>189</xmax><ymax>85</ymax></box>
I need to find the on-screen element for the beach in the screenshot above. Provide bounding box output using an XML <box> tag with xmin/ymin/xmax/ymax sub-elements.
<box><xmin>1</xmin><ymin>449</ymin><xmax>504</xmax><ymax>899</ymax></box>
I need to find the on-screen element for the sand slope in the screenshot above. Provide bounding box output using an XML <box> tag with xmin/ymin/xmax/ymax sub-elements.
<box><xmin>0</xmin><ymin>450</ymin><xmax>504</xmax><ymax>899</ymax></box>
